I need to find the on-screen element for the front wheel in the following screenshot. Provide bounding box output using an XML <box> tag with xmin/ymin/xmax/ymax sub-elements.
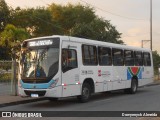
<box><xmin>77</xmin><ymin>83</ymin><xmax>91</xmax><ymax>103</ymax></box>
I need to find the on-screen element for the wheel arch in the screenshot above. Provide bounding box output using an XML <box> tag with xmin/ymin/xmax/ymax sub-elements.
<box><xmin>82</xmin><ymin>78</ymin><xmax>95</xmax><ymax>94</ymax></box>
<box><xmin>132</xmin><ymin>76</ymin><xmax>138</xmax><ymax>86</ymax></box>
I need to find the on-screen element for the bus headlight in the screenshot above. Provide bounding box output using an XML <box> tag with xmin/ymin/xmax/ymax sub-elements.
<box><xmin>49</xmin><ymin>78</ymin><xmax>59</xmax><ymax>89</ymax></box>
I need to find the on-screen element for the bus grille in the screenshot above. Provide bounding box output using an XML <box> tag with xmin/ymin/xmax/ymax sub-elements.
<box><xmin>24</xmin><ymin>90</ymin><xmax>46</xmax><ymax>96</ymax></box>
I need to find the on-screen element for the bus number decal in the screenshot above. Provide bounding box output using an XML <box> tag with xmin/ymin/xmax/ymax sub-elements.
<box><xmin>81</xmin><ymin>70</ymin><xmax>93</xmax><ymax>75</ymax></box>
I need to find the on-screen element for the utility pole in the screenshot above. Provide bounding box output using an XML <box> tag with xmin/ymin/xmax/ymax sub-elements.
<box><xmin>142</xmin><ymin>1</ymin><xmax>152</xmax><ymax>50</ymax></box>
<box><xmin>150</xmin><ymin>0</ymin><xmax>152</xmax><ymax>50</ymax></box>
<box><xmin>11</xmin><ymin>48</ymin><xmax>17</xmax><ymax>96</ymax></box>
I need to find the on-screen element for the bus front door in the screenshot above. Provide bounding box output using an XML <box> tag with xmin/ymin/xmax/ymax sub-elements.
<box><xmin>61</xmin><ymin>42</ymin><xmax>81</xmax><ymax>97</ymax></box>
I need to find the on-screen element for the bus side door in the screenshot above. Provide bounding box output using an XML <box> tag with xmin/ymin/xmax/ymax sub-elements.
<box><xmin>112</xmin><ymin>66</ymin><xmax>125</xmax><ymax>90</ymax></box>
<box><xmin>61</xmin><ymin>41</ymin><xmax>81</xmax><ymax>97</ymax></box>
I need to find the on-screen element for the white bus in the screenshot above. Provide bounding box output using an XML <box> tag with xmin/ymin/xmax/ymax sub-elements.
<box><xmin>18</xmin><ymin>35</ymin><xmax>154</xmax><ymax>102</ymax></box>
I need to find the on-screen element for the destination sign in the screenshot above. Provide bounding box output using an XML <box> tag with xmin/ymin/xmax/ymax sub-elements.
<box><xmin>28</xmin><ymin>40</ymin><xmax>53</xmax><ymax>47</ymax></box>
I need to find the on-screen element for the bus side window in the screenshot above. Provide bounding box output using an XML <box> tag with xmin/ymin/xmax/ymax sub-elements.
<box><xmin>98</xmin><ymin>46</ymin><xmax>112</xmax><ymax>66</ymax></box>
<box><xmin>82</xmin><ymin>45</ymin><xmax>97</xmax><ymax>65</ymax></box>
<box><xmin>143</xmin><ymin>52</ymin><xmax>151</xmax><ymax>66</ymax></box>
<box><xmin>134</xmin><ymin>51</ymin><xmax>143</xmax><ymax>66</ymax></box>
<box><xmin>124</xmin><ymin>50</ymin><xmax>134</xmax><ymax>66</ymax></box>
<box><xmin>112</xmin><ymin>48</ymin><xmax>124</xmax><ymax>66</ymax></box>
<box><xmin>62</xmin><ymin>49</ymin><xmax>78</xmax><ymax>73</ymax></box>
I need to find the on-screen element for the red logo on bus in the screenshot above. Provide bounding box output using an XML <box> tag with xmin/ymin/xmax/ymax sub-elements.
<box><xmin>98</xmin><ymin>70</ymin><xmax>101</xmax><ymax>76</ymax></box>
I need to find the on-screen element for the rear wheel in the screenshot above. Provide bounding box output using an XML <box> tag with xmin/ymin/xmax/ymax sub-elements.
<box><xmin>125</xmin><ymin>79</ymin><xmax>138</xmax><ymax>94</ymax></box>
<box><xmin>130</xmin><ymin>79</ymin><xmax>138</xmax><ymax>94</ymax></box>
<box><xmin>77</xmin><ymin>83</ymin><xmax>91</xmax><ymax>103</ymax></box>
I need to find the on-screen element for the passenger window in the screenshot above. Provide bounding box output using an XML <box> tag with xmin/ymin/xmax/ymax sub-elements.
<box><xmin>82</xmin><ymin>45</ymin><xmax>97</xmax><ymax>65</ymax></box>
<box><xmin>143</xmin><ymin>52</ymin><xmax>151</xmax><ymax>66</ymax></box>
<box><xmin>134</xmin><ymin>51</ymin><xmax>143</xmax><ymax>66</ymax></box>
<box><xmin>62</xmin><ymin>49</ymin><xmax>78</xmax><ymax>72</ymax></box>
<box><xmin>124</xmin><ymin>50</ymin><xmax>134</xmax><ymax>66</ymax></box>
<box><xmin>112</xmin><ymin>48</ymin><xmax>124</xmax><ymax>66</ymax></box>
<box><xmin>98</xmin><ymin>47</ymin><xmax>112</xmax><ymax>66</ymax></box>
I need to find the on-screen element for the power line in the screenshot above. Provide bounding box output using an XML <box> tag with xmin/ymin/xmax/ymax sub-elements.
<box><xmin>80</xmin><ymin>0</ymin><xmax>148</xmax><ymax>21</ymax></box>
<box><xmin>122</xmin><ymin>32</ymin><xmax>150</xmax><ymax>38</ymax></box>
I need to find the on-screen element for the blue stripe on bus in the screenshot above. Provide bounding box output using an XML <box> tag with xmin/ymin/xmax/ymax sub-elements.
<box><xmin>20</xmin><ymin>79</ymin><xmax>55</xmax><ymax>89</ymax></box>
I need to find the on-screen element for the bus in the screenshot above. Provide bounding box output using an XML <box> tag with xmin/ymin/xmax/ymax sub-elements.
<box><xmin>18</xmin><ymin>35</ymin><xmax>154</xmax><ymax>102</ymax></box>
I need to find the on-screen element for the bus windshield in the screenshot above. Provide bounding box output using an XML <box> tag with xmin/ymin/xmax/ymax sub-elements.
<box><xmin>21</xmin><ymin>47</ymin><xmax>59</xmax><ymax>79</ymax></box>
<box><xmin>20</xmin><ymin>38</ymin><xmax>60</xmax><ymax>83</ymax></box>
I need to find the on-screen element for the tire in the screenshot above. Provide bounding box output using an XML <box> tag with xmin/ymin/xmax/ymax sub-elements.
<box><xmin>130</xmin><ymin>79</ymin><xmax>138</xmax><ymax>94</ymax></box>
<box><xmin>77</xmin><ymin>83</ymin><xmax>91</xmax><ymax>103</ymax></box>
<box><xmin>124</xmin><ymin>79</ymin><xmax>138</xmax><ymax>94</ymax></box>
<box><xmin>48</xmin><ymin>97</ymin><xmax>58</xmax><ymax>102</ymax></box>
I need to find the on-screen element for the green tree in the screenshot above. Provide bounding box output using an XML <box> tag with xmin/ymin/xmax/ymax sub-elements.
<box><xmin>0</xmin><ymin>0</ymin><xmax>10</xmax><ymax>32</ymax></box>
<box><xmin>9</xmin><ymin>3</ymin><xmax>123</xmax><ymax>44</ymax></box>
<box><xmin>48</xmin><ymin>3</ymin><xmax>123</xmax><ymax>44</ymax></box>
<box><xmin>71</xmin><ymin>18</ymin><xmax>123</xmax><ymax>44</ymax></box>
<box><xmin>10</xmin><ymin>7</ymin><xmax>59</xmax><ymax>37</ymax></box>
<box><xmin>48</xmin><ymin>3</ymin><xmax>96</xmax><ymax>35</ymax></box>
<box><xmin>0</xmin><ymin>24</ymin><xmax>30</xmax><ymax>60</ymax></box>
<box><xmin>152</xmin><ymin>51</ymin><xmax>160</xmax><ymax>74</ymax></box>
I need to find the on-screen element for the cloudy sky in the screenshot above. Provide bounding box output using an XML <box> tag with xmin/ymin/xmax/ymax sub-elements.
<box><xmin>5</xmin><ymin>0</ymin><xmax>160</xmax><ymax>53</ymax></box>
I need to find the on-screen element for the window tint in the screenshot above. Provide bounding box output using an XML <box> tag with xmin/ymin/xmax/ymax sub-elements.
<box><xmin>143</xmin><ymin>52</ymin><xmax>151</xmax><ymax>66</ymax></box>
<box><xmin>124</xmin><ymin>50</ymin><xmax>134</xmax><ymax>66</ymax></box>
<box><xmin>112</xmin><ymin>48</ymin><xmax>124</xmax><ymax>66</ymax></box>
<box><xmin>98</xmin><ymin>47</ymin><xmax>112</xmax><ymax>66</ymax></box>
<box><xmin>82</xmin><ymin>45</ymin><xmax>97</xmax><ymax>65</ymax></box>
<box><xmin>62</xmin><ymin>49</ymin><xmax>78</xmax><ymax>72</ymax></box>
<box><xmin>134</xmin><ymin>51</ymin><xmax>143</xmax><ymax>66</ymax></box>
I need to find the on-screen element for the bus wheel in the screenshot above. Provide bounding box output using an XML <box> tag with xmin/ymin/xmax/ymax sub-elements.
<box><xmin>124</xmin><ymin>79</ymin><xmax>138</xmax><ymax>94</ymax></box>
<box><xmin>77</xmin><ymin>83</ymin><xmax>91</xmax><ymax>103</ymax></box>
<box><xmin>130</xmin><ymin>79</ymin><xmax>138</xmax><ymax>94</ymax></box>
<box><xmin>48</xmin><ymin>97</ymin><xmax>58</xmax><ymax>101</ymax></box>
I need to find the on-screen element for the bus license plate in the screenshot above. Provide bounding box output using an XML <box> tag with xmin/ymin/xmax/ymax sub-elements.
<box><xmin>31</xmin><ymin>94</ymin><xmax>39</xmax><ymax>98</ymax></box>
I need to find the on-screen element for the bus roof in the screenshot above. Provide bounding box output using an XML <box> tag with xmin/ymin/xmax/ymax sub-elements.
<box><xmin>24</xmin><ymin>35</ymin><xmax>151</xmax><ymax>52</ymax></box>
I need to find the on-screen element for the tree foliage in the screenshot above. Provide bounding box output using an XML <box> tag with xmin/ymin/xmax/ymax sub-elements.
<box><xmin>10</xmin><ymin>7</ymin><xmax>56</xmax><ymax>37</ymax></box>
<box><xmin>9</xmin><ymin>3</ymin><xmax>123</xmax><ymax>43</ymax></box>
<box><xmin>48</xmin><ymin>3</ymin><xmax>123</xmax><ymax>43</ymax></box>
<box><xmin>0</xmin><ymin>24</ymin><xmax>30</xmax><ymax>59</ymax></box>
<box><xmin>48</xmin><ymin>4</ymin><xmax>96</xmax><ymax>34</ymax></box>
<box><xmin>0</xmin><ymin>0</ymin><xmax>10</xmax><ymax>32</ymax></box>
<box><xmin>0</xmin><ymin>2</ymin><xmax>124</xmax><ymax>60</ymax></box>
<box><xmin>152</xmin><ymin>51</ymin><xmax>160</xmax><ymax>74</ymax></box>
<box><xmin>71</xmin><ymin>18</ymin><xmax>123</xmax><ymax>43</ymax></box>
